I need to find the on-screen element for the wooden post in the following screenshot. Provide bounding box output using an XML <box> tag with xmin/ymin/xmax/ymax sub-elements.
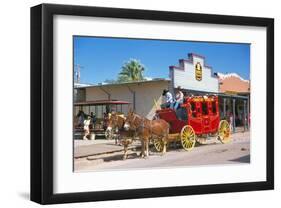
<box><xmin>232</xmin><ymin>99</ymin><xmax>236</xmax><ymax>133</ymax></box>
<box><xmin>223</xmin><ymin>98</ymin><xmax>226</xmax><ymax>118</ymax></box>
<box><xmin>247</xmin><ymin>96</ymin><xmax>250</xmax><ymax>129</ymax></box>
<box><xmin>243</xmin><ymin>100</ymin><xmax>247</xmax><ymax>131</ymax></box>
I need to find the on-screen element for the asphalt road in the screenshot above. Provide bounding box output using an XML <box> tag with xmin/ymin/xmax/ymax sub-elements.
<box><xmin>74</xmin><ymin>131</ymin><xmax>250</xmax><ymax>172</ymax></box>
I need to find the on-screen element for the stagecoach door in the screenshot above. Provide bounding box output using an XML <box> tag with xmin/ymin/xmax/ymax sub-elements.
<box><xmin>188</xmin><ymin>102</ymin><xmax>203</xmax><ymax>134</ymax></box>
<box><xmin>201</xmin><ymin>102</ymin><xmax>211</xmax><ymax>133</ymax></box>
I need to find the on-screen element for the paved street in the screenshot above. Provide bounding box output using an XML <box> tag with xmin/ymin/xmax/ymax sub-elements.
<box><xmin>74</xmin><ymin>131</ymin><xmax>250</xmax><ymax>172</ymax></box>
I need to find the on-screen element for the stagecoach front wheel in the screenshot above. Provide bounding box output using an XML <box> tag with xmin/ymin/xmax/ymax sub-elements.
<box><xmin>180</xmin><ymin>125</ymin><xmax>196</xmax><ymax>151</ymax></box>
<box><xmin>153</xmin><ymin>139</ymin><xmax>165</xmax><ymax>152</ymax></box>
<box><xmin>218</xmin><ymin>120</ymin><xmax>231</xmax><ymax>144</ymax></box>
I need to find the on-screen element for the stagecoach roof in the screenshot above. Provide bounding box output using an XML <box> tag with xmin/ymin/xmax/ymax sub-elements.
<box><xmin>74</xmin><ymin>100</ymin><xmax>130</xmax><ymax>106</ymax></box>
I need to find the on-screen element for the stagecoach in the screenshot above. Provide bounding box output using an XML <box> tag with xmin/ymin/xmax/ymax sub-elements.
<box><xmin>153</xmin><ymin>95</ymin><xmax>231</xmax><ymax>152</ymax></box>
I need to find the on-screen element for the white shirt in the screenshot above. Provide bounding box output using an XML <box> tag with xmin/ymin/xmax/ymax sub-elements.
<box><xmin>165</xmin><ymin>92</ymin><xmax>173</xmax><ymax>103</ymax></box>
<box><xmin>175</xmin><ymin>91</ymin><xmax>184</xmax><ymax>103</ymax></box>
<box><xmin>83</xmin><ymin>119</ymin><xmax>91</xmax><ymax>130</ymax></box>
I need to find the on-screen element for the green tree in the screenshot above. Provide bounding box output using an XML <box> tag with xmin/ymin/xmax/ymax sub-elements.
<box><xmin>117</xmin><ymin>59</ymin><xmax>145</xmax><ymax>83</ymax></box>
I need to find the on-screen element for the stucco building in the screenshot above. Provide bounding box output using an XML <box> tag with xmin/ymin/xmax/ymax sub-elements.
<box><xmin>74</xmin><ymin>79</ymin><xmax>170</xmax><ymax>119</ymax></box>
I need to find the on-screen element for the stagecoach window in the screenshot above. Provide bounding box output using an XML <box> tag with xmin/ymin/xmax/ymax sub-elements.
<box><xmin>212</xmin><ymin>101</ymin><xmax>217</xmax><ymax>114</ymax></box>
<box><xmin>190</xmin><ymin>102</ymin><xmax>196</xmax><ymax>117</ymax></box>
<box><xmin>202</xmin><ymin>102</ymin><xmax>208</xmax><ymax>115</ymax></box>
<box><xmin>190</xmin><ymin>102</ymin><xmax>196</xmax><ymax>111</ymax></box>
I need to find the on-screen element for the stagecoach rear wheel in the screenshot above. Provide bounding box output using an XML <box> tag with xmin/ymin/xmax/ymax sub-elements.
<box><xmin>153</xmin><ymin>139</ymin><xmax>165</xmax><ymax>152</ymax></box>
<box><xmin>218</xmin><ymin>120</ymin><xmax>231</xmax><ymax>144</ymax></box>
<box><xmin>180</xmin><ymin>125</ymin><xmax>196</xmax><ymax>151</ymax></box>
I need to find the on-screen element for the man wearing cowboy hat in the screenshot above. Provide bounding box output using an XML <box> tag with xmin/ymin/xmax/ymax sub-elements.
<box><xmin>161</xmin><ymin>89</ymin><xmax>174</xmax><ymax>109</ymax></box>
<box><xmin>174</xmin><ymin>86</ymin><xmax>184</xmax><ymax>110</ymax></box>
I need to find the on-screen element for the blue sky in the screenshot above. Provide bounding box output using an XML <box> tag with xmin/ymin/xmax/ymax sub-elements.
<box><xmin>73</xmin><ymin>36</ymin><xmax>250</xmax><ymax>84</ymax></box>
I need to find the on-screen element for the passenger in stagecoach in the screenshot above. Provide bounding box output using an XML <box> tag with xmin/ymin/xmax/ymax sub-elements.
<box><xmin>161</xmin><ymin>89</ymin><xmax>173</xmax><ymax>109</ymax></box>
<box><xmin>174</xmin><ymin>86</ymin><xmax>184</xmax><ymax>110</ymax></box>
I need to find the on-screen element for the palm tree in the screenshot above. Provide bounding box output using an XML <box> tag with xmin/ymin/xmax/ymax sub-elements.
<box><xmin>117</xmin><ymin>59</ymin><xmax>145</xmax><ymax>83</ymax></box>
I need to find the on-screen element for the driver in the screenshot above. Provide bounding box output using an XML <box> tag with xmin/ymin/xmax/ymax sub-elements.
<box><xmin>161</xmin><ymin>89</ymin><xmax>173</xmax><ymax>109</ymax></box>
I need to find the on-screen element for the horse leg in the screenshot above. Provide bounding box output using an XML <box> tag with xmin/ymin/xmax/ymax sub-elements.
<box><xmin>83</xmin><ymin>128</ymin><xmax>89</xmax><ymax>140</ymax></box>
<box><xmin>162</xmin><ymin>132</ymin><xmax>169</xmax><ymax>155</ymax></box>
<box><xmin>140</xmin><ymin>139</ymin><xmax>145</xmax><ymax>158</ymax></box>
<box><xmin>123</xmin><ymin>142</ymin><xmax>128</xmax><ymax>160</ymax></box>
<box><xmin>115</xmin><ymin>135</ymin><xmax>120</xmax><ymax>145</ymax></box>
<box><xmin>145</xmin><ymin>139</ymin><xmax>149</xmax><ymax>158</ymax></box>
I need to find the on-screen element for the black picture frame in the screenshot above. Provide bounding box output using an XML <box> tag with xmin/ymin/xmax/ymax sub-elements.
<box><xmin>30</xmin><ymin>3</ymin><xmax>274</xmax><ymax>204</ymax></box>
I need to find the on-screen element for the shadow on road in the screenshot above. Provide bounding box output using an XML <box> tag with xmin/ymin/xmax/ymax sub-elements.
<box><xmin>100</xmin><ymin>152</ymin><xmax>140</xmax><ymax>162</ymax></box>
<box><xmin>229</xmin><ymin>154</ymin><xmax>250</xmax><ymax>163</ymax></box>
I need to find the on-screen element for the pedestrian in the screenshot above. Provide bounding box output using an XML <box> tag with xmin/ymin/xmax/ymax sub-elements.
<box><xmin>83</xmin><ymin>116</ymin><xmax>91</xmax><ymax>140</ymax></box>
<box><xmin>77</xmin><ymin>110</ymin><xmax>85</xmax><ymax>127</ymax></box>
<box><xmin>90</xmin><ymin>112</ymin><xmax>97</xmax><ymax>126</ymax></box>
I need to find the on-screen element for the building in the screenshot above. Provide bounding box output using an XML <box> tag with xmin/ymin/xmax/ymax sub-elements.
<box><xmin>169</xmin><ymin>53</ymin><xmax>219</xmax><ymax>94</ymax></box>
<box><xmin>218</xmin><ymin>73</ymin><xmax>250</xmax><ymax>94</ymax></box>
<box><xmin>74</xmin><ymin>79</ymin><xmax>170</xmax><ymax>119</ymax></box>
<box><xmin>169</xmin><ymin>53</ymin><xmax>250</xmax><ymax>132</ymax></box>
<box><xmin>217</xmin><ymin>72</ymin><xmax>250</xmax><ymax>132</ymax></box>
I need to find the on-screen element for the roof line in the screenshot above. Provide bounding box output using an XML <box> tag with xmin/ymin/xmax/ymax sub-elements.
<box><xmin>75</xmin><ymin>78</ymin><xmax>170</xmax><ymax>89</ymax></box>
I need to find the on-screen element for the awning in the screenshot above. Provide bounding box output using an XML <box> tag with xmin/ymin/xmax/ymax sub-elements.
<box><xmin>74</xmin><ymin>100</ymin><xmax>130</xmax><ymax>106</ymax></box>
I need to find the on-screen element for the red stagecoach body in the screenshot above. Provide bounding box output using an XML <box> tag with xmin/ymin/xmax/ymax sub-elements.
<box><xmin>156</xmin><ymin>95</ymin><xmax>220</xmax><ymax>135</ymax></box>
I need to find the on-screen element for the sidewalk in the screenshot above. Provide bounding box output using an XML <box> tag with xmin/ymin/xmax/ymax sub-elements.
<box><xmin>74</xmin><ymin>139</ymin><xmax>140</xmax><ymax>158</ymax></box>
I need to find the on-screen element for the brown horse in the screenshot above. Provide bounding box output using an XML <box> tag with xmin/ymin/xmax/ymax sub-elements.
<box><xmin>107</xmin><ymin>112</ymin><xmax>125</xmax><ymax>145</ymax></box>
<box><xmin>107</xmin><ymin>112</ymin><xmax>135</xmax><ymax>159</ymax></box>
<box><xmin>124</xmin><ymin>110</ymin><xmax>169</xmax><ymax>158</ymax></box>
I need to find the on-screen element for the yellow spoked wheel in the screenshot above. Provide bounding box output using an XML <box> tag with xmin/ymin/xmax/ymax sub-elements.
<box><xmin>153</xmin><ymin>139</ymin><xmax>165</xmax><ymax>152</ymax></box>
<box><xmin>181</xmin><ymin>125</ymin><xmax>196</xmax><ymax>151</ymax></box>
<box><xmin>218</xmin><ymin>120</ymin><xmax>231</xmax><ymax>144</ymax></box>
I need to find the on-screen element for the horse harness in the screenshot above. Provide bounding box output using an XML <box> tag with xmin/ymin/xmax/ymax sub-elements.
<box><xmin>130</xmin><ymin>114</ymin><xmax>165</xmax><ymax>138</ymax></box>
